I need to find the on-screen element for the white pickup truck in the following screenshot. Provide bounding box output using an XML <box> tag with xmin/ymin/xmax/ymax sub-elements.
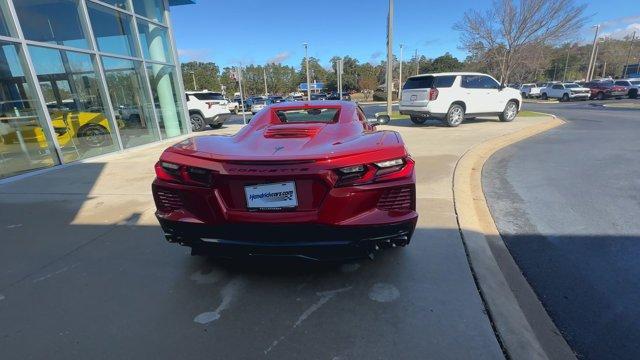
<box><xmin>519</xmin><ymin>83</ymin><xmax>541</xmax><ymax>98</ymax></box>
<box><xmin>186</xmin><ymin>91</ymin><xmax>233</xmax><ymax>131</ymax></box>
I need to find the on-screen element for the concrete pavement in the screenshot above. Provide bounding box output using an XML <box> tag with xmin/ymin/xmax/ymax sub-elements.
<box><xmin>0</xmin><ymin>113</ymin><xmax>551</xmax><ymax>359</ymax></box>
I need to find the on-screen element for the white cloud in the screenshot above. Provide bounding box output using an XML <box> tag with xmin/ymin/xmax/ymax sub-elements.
<box><xmin>177</xmin><ymin>48</ymin><xmax>212</xmax><ymax>61</ymax></box>
<box><xmin>267</xmin><ymin>51</ymin><xmax>291</xmax><ymax>64</ymax></box>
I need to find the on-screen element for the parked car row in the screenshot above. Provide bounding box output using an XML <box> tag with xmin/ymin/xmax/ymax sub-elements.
<box><xmin>519</xmin><ymin>79</ymin><xmax>640</xmax><ymax>102</ymax></box>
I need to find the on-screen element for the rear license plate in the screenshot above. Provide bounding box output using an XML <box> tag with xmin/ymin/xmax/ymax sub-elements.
<box><xmin>245</xmin><ymin>181</ymin><xmax>298</xmax><ymax>209</ymax></box>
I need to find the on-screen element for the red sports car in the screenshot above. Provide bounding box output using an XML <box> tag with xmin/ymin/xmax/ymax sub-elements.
<box><xmin>152</xmin><ymin>101</ymin><xmax>417</xmax><ymax>261</ymax></box>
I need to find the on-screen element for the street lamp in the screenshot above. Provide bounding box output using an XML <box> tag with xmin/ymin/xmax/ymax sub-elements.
<box><xmin>399</xmin><ymin>44</ymin><xmax>403</xmax><ymax>100</ymax></box>
<box><xmin>386</xmin><ymin>0</ymin><xmax>394</xmax><ymax>117</ymax></box>
<box><xmin>189</xmin><ymin>71</ymin><xmax>197</xmax><ymax>90</ymax></box>
<box><xmin>586</xmin><ymin>25</ymin><xmax>600</xmax><ymax>81</ymax></box>
<box><xmin>303</xmin><ymin>43</ymin><xmax>311</xmax><ymax>101</ymax></box>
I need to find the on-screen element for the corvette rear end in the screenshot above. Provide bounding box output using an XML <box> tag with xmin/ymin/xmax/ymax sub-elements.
<box><xmin>152</xmin><ymin>101</ymin><xmax>417</xmax><ymax>261</ymax></box>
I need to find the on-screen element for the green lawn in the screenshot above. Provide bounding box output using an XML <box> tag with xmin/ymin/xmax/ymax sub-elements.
<box><xmin>517</xmin><ymin>110</ymin><xmax>546</xmax><ymax>117</ymax></box>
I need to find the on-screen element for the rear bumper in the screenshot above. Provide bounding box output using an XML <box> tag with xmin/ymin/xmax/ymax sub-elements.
<box><xmin>205</xmin><ymin>113</ymin><xmax>232</xmax><ymax>125</ymax></box>
<box><xmin>157</xmin><ymin>217</ymin><xmax>418</xmax><ymax>261</ymax></box>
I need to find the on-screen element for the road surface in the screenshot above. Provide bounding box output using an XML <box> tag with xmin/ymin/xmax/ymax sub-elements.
<box><xmin>483</xmin><ymin>100</ymin><xmax>640</xmax><ymax>360</ymax></box>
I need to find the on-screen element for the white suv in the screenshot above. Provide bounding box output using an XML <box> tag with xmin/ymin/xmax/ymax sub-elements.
<box><xmin>540</xmin><ymin>83</ymin><xmax>590</xmax><ymax>101</ymax></box>
<box><xmin>186</xmin><ymin>91</ymin><xmax>232</xmax><ymax>131</ymax></box>
<box><xmin>399</xmin><ymin>72</ymin><xmax>521</xmax><ymax>127</ymax></box>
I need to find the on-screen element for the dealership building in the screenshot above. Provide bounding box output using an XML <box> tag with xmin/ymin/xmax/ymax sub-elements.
<box><xmin>0</xmin><ymin>0</ymin><xmax>194</xmax><ymax>180</ymax></box>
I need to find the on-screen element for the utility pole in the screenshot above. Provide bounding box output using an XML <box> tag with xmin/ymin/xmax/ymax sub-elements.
<box><xmin>386</xmin><ymin>0</ymin><xmax>394</xmax><ymax>117</ymax></box>
<box><xmin>563</xmin><ymin>44</ymin><xmax>571</xmax><ymax>82</ymax></box>
<box><xmin>601</xmin><ymin>61</ymin><xmax>607</xmax><ymax>78</ymax></box>
<box><xmin>337</xmin><ymin>58</ymin><xmax>343</xmax><ymax>100</ymax></box>
<box><xmin>303</xmin><ymin>43</ymin><xmax>311</xmax><ymax>101</ymax></box>
<box><xmin>623</xmin><ymin>31</ymin><xmax>636</xmax><ymax>78</ymax></box>
<box><xmin>263</xmin><ymin>66</ymin><xmax>268</xmax><ymax>96</ymax></box>
<box><xmin>190</xmin><ymin>71</ymin><xmax>197</xmax><ymax>90</ymax></box>
<box><xmin>236</xmin><ymin>66</ymin><xmax>246</xmax><ymax>125</ymax></box>
<box><xmin>590</xmin><ymin>39</ymin><xmax>603</xmax><ymax>80</ymax></box>
<box><xmin>399</xmin><ymin>44</ymin><xmax>403</xmax><ymax>100</ymax></box>
<box><xmin>414</xmin><ymin>49</ymin><xmax>419</xmax><ymax>75</ymax></box>
<box><xmin>586</xmin><ymin>25</ymin><xmax>600</xmax><ymax>81</ymax></box>
<box><xmin>552</xmin><ymin>63</ymin><xmax>558</xmax><ymax>81</ymax></box>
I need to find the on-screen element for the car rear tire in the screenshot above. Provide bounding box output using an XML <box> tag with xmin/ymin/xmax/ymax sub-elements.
<box><xmin>77</xmin><ymin>124</ymin><xmax>111</xmax><ymax>148</ymax></box>
<box><xmin>445</xmin><ymin>104</ymin><xmax>465</xmax><ymax>127</ymax></box>
<box><xmin>410</xmin><ymin>116</ymin><xmax>427</xmax><ymax>125</ymax></box>
<box><xmin>561</xmin><ymin>93</ymin><xmax>570</xmax><ymax>102</ymax></box>
<box><xmin>541</xmin><ymin>93</ymin><xmax>548</xmax><ymax>100</ymax></box>
<box><xmin>190</xmin><ymin>113</ymin><xmax>206</xmax><ymax>132</ymax></box>
<box><xmin>499</xmin><ymin>101</ymin><xmax>518</xmax><ymax>122</ymax></box>
<box><xmin>629</xmin><ymin>89</ymin><xmax>638</xmax><ymax>99</ymax></box>
<box><xmin>596</xmin><ymin>92</ymin><xmax>605</xmax><ymax>100</ymax></box>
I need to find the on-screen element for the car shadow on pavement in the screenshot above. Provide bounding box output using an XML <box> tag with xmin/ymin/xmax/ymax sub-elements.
<box><xmin>385</xmin><ymin>117</ymin><xmax>502</xmax><ymax>128</ymax></box>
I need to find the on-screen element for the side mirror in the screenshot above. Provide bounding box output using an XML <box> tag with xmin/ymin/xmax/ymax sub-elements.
<box><xmin>368</xmin><ymin>113</ymin><xmax>390</xmax><ymax>125</ymax></box>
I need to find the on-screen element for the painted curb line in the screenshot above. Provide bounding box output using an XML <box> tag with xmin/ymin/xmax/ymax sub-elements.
<box><xmin>453</xmin><ymin>116</ymin><xmax>577</xmax><ymax>360</ymax></box>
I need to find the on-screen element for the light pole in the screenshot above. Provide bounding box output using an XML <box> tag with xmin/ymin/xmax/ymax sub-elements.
<box><xmin>586</xmin><ymin>25</ymin><xmax>600</xmax><ymax>81</ymax></box>
<box><xmin>415</xmin><ymin>49</ymin><xmax>418</xmax><ymax>75</ymax></box>
<box><xmin>236</xmin><ymin>66</ymin><xmax>246</xmax><ymax>125</ymax></box>
<box><xmin>303</xmin><ymin>43</ymin><xmax>311</xmax><ymax>101</ymax></box>
<box><xmin>623</xmin><ymin>31</ymin><xmax>636</xmax><ymax>78</ymax></box>
<box><xmin>590</xmin><ymin>38</ymin><xmax>604</xmax><ymax>80</ymax></box>
<box><xmin>399</xmin><ymin>44</ymin><xmax>403</xmax><ymax>100</ymax></box>
<box><xmin>263</xmin><ymin>66</ymin><xmax>268</xmax><ymax>96</ymax></box>
<box><xmin>337</xmin><ymin>58</ymin><xmax>343</xmax><ymax>100</ymax></box>
<box><xmin>386</xmin><ymin>0</ymin><xmax>394</xmax><ymax>117</ymax></box>
<box><xmin>562</xmin><ymin>44</ymin><xmax>571</xmax><ymax>82</ymax></box>
<box><xmin>189</xmin><ymin>71</ymin><xmax>197</xmax><ymax>90</ymax></box>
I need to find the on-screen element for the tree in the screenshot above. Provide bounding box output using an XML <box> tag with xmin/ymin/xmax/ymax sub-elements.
<box><xmin>454</xmin><ymin>0</ymin><xmax>588</xmax><ymax>84</ymax></box>
<box><xmin>180</xmin><ymin>61</ymin><xmax>220</xmax><ymax>91</ymax></box>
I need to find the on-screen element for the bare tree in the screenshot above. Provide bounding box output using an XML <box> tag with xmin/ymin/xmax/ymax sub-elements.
<box><xmin>454</xmin><ymin>0</ymin><xmax>588</xmax><ymax>84</ymax></box>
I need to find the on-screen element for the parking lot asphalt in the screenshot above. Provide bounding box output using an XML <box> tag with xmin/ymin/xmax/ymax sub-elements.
<box><xmin>0</xmin><ymin>106</ymin><xmax>548</xmax><ymax>359</ymax></box>
<box><xmin>483</xmin><ymin>99</ymin><xmax>640</xmax><ymax>360</ymax></box>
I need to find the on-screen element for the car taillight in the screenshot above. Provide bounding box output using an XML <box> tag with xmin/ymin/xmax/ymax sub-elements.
<box><xmin>154</xmin><ymin>161</ymin><xmax>213</xmax><ymax>187</ymax></box>
<box><xmin>429</xmin><ymin>88</ymin><xmax>439</xmax><ymax>101</ymax></box>
<box><xmin>335</xmin><ymin>157</ymin><xmax>414</xmax><ymax>187</ymax></box>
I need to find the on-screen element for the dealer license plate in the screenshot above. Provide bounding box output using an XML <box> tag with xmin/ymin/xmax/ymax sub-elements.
<box><xmin>245</xmin><ymin>181</ymin><xmax>298</xmax><ymax>209</ymax></box>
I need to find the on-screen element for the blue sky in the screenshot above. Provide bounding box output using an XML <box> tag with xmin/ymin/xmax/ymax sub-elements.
<box><xmin>169</xmin><ymin>0</ymin><xmax>640</xmax><ymax>69</ymax></box>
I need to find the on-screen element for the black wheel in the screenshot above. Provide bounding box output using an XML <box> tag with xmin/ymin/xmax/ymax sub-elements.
<box><xmin>541</xmin><ymin>93</ymin><xmax>548</xmax><ymax>100</ymax></box>
<box><xmin>377</xmin><ymin>115</ymin><xmax>391</xmax><ymax>125</ymax></box>
<box><xmin>629</xmin><ymin>90</ymin><xmax>638</xmax><ymax>99</ymax></box>
<box><xmin>521</xmin><ymin>92</ymin><xmax>527</xmax><ymax>98</ymax></box>
<box><xmin>596</xmin><ymin>92</ymin><xmax>605</xmax><ymax>100</ymax></box>
<box><xmin>445</xmin><ymin>104</ymin><xmax>465</xmax><ymax>127</ymax></box>
<box><xmin>211</xmin><ymin>123</ymin><xmax>223</xmax><ymax>129</ymax></box>
<box><xmin>410</xmin><ymin>116</ymin><xmax>427</xmax><ymax>125</ymax></box>
<box><xmin>499</xmin><ymin>101</ymin><xmax>518</xmax><ymax>122</ymax></box>
<box><xmin>561</xmin><ymin>93</ymin><xmax>570</xmax><ymax>102</ymax></box>
<box><xmin>189</xmin><ymin>113</ymin><xmax>206</xmax><ymax>131</ymax></box>
<box><xmin>77</xmin><ymin>124</ymin><xmax>111</xmax><ymax>148</ymax></box>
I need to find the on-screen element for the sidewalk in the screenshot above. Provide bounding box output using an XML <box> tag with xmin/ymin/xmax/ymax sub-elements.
<box><xmin>0</xmin><ymin>116</ymin><xmax>553</xmax><ymax>359</ymax></box>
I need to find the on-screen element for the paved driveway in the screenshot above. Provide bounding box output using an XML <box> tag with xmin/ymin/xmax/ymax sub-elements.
<box><xmin>0</xmin><ymin>110</ymin><xmax>544</xmax><ymax>359</ymax></box>
<box><xmin>484</xmin><ymin>100</ymin><xmax>640</xmax><ymax>360</ymax></box>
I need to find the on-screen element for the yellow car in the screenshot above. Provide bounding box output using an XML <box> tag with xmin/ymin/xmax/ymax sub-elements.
<box><xmin>0</xmin><ymin>110</ymin><xmax>123</xmax><ymax>151</ymax></box>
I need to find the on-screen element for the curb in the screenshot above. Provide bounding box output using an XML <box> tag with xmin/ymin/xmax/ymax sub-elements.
<box><xmin>452</xmin><ymin>116</ymin><xmax>576</xmax><ymax>360</ymax></box>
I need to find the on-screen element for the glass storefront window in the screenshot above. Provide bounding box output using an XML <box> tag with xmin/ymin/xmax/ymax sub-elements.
<box><xmin>14</xmin><ymin>0</ymin><xmax>89</xmax><ymax>50</ymax></box>
<box><xmin>29</xmin><ymin>46</ymin><xmax>118</xmax><ymax>162</ymax></box>
<box><xmin>132</xmin><ymin>0</ymin><xmax>166</xmax><ymax>23</ymax></box>
<box><xmin>137</xmin><ymin>20</ymin><xmax>172</xmax><ymax>63</ymax></box>
<box><xmin>88</xmin><ymin>2</ymin><xmax>137</xmax><ymax>57</ymax></box>
<box><xmin>96</xmin><ymin>0</ymin><xmax>129</xmax><ymax>11</ymax></box>
<box><xmin>0</xmin><ymin>2</ymin><xmax>16</xmax><ymax>37</ymax></box>
<box><xmin>146</xmin><ymin>64</ymin><xmax>185</xmax><ymax>138</ymax></box>
<box><xmin>102</xmin><ymin>56</ymin><xmax>159</xmax><ymax>148</ymax></box>
<box><xmin>0</xmin><ymin>41</ymin><xmax>58</xmax><ymax>179</ymax></box>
